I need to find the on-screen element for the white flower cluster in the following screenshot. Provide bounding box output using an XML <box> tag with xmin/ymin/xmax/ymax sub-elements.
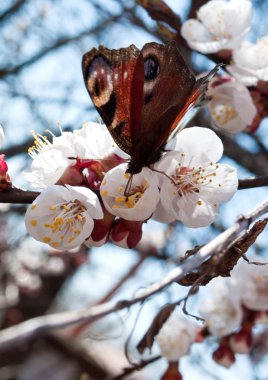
<box><xmin>199</xmin><ymin>256</ymin><xmax>268</xmax><ymax>337</ymax></box>
<box><xmin>24</xmin><ymin>123</ymin><xmax>238</xmax><ymax>250</ymax></box>
<box><xmin>181</xmin><ymin>0</ymin><xmax>268</xmax><ymax>134</ymax></box>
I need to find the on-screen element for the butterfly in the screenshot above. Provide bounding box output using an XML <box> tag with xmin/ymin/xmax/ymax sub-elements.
<box><xmin>82</xmin><ymin>41</ymin><xmax>219</xmax><ymax>175</ymax></box>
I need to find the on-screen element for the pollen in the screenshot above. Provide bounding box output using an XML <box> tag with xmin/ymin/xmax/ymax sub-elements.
<box><xmin>52</xmin><ymin>242</ymin><xmax>60</xmax><ymax>248</ymax></box>
<box><xmin>43</xmin><ymin>237</ymin><xmax>51</xmax><ymax>243</ymax></box>
<box><xmin>31</xmin><ymin>204</ymin><xmax>37</xmax><ymax>210</ymax></box>
<box><xmin>197</xmin><ymin>200</ymin><xmax>202</xmax><ymax>205</ymax></box>
<box><xmin>101</xmin><ymin>190</ymin><xmax>108</xmax><ymax>197</ymax></box>
<box><xmin>115</xmin><ymin>196</ymin><xmax>126</xmax><ymax>203</ymax></box>
<box><xmin>50</xmin><ymin>205</ymin><xmax>57</xmax><ymax>211</ymax></box>
<box><xmin>31</xmin><ymin>219</ymin><xmax>38</xmax><ymax>227</ymax></box>
<box><xmin>124</xmin><ymin>173</ymin><xmax>130</xmax><ymax>179</ymax></box>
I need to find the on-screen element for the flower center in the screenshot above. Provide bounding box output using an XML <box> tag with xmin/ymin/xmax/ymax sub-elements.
<box><xmin>28</xmin><ymin>130</ymin><xmax>53</xmax><ymax>158</ymax></box>
<box><xmin>113</xmin><ymin>180</ymin><xmax>148</xmax><ymax>209</ymax></box>
<box><xmin>211</xmin><ymin>103</ymin><xmax>237</xmax><ymax>125</ymax></box>
<box><xmin>41</xmin><ymin>199</ymin><xmax>86</xmax><ymax>247</ymax></box>
<box><xmin>172</xmin><ymin>155</ymin><xmax>220</xmax><ymax>198</ymax></box>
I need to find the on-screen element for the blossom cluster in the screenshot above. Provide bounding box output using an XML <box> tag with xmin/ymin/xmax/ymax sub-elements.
<box><xmin>23</xmin><ymin>123</ymin><xmax>238</xmax><ymax>250</ymax></box>
<box><xmin>153</xmin><ymin>256</ymin><xmax>268</xmax><ymax>379</ymax></box>
<box><xmin>181</xmin><ymin>0</ymin><xmax>268</xmax><ymax>134</ymax></box>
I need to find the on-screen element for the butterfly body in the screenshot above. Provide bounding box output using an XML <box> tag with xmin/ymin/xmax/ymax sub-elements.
<box><xmin>82</xmin><ymin>41</ymin><xmax>219</xmax><ymax>174</ymax></box>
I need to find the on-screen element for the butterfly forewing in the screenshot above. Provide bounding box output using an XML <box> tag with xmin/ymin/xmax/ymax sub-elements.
<box><xmin>82</xmin><ymin>45</ymin><xmax>143</xmax><ymax>155</ymax></box>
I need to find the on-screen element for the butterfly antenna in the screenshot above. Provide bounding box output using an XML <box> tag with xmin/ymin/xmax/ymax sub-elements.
<box><xmin>124</xmin><ymin>174</ymin><xmax>133</xmax><ymax>199</ymax></box>
<box><xmin>152</xmin><ymin>168</ymin><xmax>176</xmax><ymax>185</ymax></box>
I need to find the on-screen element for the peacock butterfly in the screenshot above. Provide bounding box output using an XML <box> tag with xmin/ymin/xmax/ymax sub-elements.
<box><xmin>82</xmin><ymin>41</ymin><xmax>219</xmax><ymax>175</ymax></box>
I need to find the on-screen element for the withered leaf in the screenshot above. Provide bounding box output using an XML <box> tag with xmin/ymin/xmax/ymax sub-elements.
<box><xmin>137</xmin><ymin>303</ymin><xmax>176</xmax><ymax>354</ymax></box>
<box><xmin>178</xmin><ymin>218</ymin><xmax>268</xmax><ymax>287</ymax></box>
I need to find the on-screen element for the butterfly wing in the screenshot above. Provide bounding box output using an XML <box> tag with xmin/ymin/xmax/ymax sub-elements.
<box><xmin>129</xmin><ymin>41</ymin><xmax>196</xmax><ymax>165</ymax></box>
<box><xmin>82</xmin><ymin>45</ymin><xmax>144</xmax><ymax>155</ymax></box>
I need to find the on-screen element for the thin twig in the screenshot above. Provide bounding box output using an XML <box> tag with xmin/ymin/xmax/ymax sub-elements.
<box><xmin>0</xmin><ymin>198</ymin><xmax>268</xmax><ymax>350</ymax></box>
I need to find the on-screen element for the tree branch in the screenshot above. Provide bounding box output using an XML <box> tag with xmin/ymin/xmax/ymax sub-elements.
<box><xmin>0</xmin><ymin>0</ymin><xmax>27</xmax><ymax>23</ymax></box>
<box><xmin>0</xmin><ymin>13</ymin><xmax>125</xmax><ymax>79</ymax></box>
<box><xmin>238</xmin><ymin>175</ymin><xmax>268</xmax><ymax>190</ymax></box>
<box><xmin>0</xmin><ymin>198</ymin><xmax>268</xmax><ymax>350</ymax></box>
<box><xmin>0</xmin><ymin>188</ymin><xmax>39</xmax><ymax>204</ymax></box>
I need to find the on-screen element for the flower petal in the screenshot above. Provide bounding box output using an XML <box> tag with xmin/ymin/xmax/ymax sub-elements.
<box><xmin>166</xmin><ymin>127</ymin><xmax>223</xmax><ymax>167</ymax></box>
<box><xmin>101</xmin><ymin>164</ymin><xmax>160</xmax><ymax>221</ymax></box>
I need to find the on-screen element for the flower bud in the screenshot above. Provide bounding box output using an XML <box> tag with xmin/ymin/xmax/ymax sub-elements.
<box><xmin>161</xmin><ymin>362</ymin><xmax>182</xmax><ymax>380</ymax></box>
<box><xmin>212</xmin><ymin>341</ymin><xmax>235</xmax><ymax>368</ymax></box>
<box><xmin>229</xmin><ymin>325</ymin><xmax>253</xmax><ymax>354</ymax></box>
<box><xmin>110</xmin><ymin>219</ymin><xmax>143</xmax><ymax>249</ymax></box>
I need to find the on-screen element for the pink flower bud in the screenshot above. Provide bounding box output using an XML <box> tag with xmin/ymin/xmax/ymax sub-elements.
<box><xmin>84</xmin><ymin>207</ymin><xmax>115</xmax><ymax>247</ymax></box>
<box><xmin>110</xmin><ymin>219</ymin><xmax>143</xmax><ymax>249</ymax></box>
<box><xmin>0</xmin><ymin>155</ymin><xmax>11</xmax><ymax>190</ymax></box>
<box><xmin>56</xmin><ymin>165</ymin><xmax>83</xmax><ymax>186</ymax></box>
<box><xmin>247</xmin><ymin>88</ymin><xmax>268</xmax><ymax>133</ymax></box>
<box><xmin>229</xmin><ymin>325</ymin><xmax>253</xmax><ymax>354</ymax></box>
<box><xmin>212</xmin><ymin>341</ymin><xmax>235</xmax><ymax>368</ymax></box>
<box><xmin>161</xmin><ymin>362</ymin><xmax>182</xmax><ymax>380</ymax></box>
<box><xmin>0</xmin><ymin>154</ymin><xmax>8</xmax><ymax>174</ymax></box>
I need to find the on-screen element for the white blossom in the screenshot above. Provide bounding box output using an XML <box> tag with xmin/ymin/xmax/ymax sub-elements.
<box><xmin>231</xmin><ymin>256</ymin><xmax>268</xmax><ymax>311</ymax></box>
<box><xmin>207</xmin><ymin>75</ymin><xmax>257</xmax><ymax>133</ymax></box>
<box><xmin>25</xmin><ymin>185</ymin><xmax>103</xmax><ymax>250</ymax></box>
<box><xmin>155</xmin><ymin>127</ymin><xmax>238</xmax><ymax>228</ymax></box>
<box><xmin>75</xmin><ymin>121</ymin><xmax>128</xmax><ymax>160</ymax></box>
<box><xmin>100</xmin><ymin>164</ymin><xmax>160</xmax><ymax>221</ymax></box>
<box><xmin>228</xmin><ymin>36</ymin><xmax>268</xmax><ymax>86</ymax></box>
<box><xmin>24</xmin><ymin>130</ymin><xmax>81</xmax><ymax>188</ymax></box>
<box><xmin>24</xmin><ymin>122</ymin><xmax>127</xmax><ymax>189</ymax></box>
<box><xmin>0</xmin><ymin>125</ymin><xmax>4</xmax><ymax>148</ymax></box>
<box><xmin>199</xmin><ymin>277</ymin><xmax>243</xmax><ymax>337</ymax></box>
<box><xmin>156</xmin><ymin>309</ymin><xmax>196</xmax><ymax>362</ymax></box>
<box><xmin>181</xmin><ymin>0</ymin><xmax>252</xmax><ymax>54</ymax></box>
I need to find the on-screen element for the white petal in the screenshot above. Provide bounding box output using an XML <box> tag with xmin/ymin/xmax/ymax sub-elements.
<box><xmin>200</xmin><ymin>164</ymin><xmax>238</xmax><ymax>204</ymax></box>
<box><xmin>167</xmin><ymin>127</ymin><xmax>223</xmax><ymax>167</ymax></box>
<box><xmin>177</xmin><ymin>195</ymin><xmax>219</xmax><ymax>228</ymax></box>
<box><xmin>156</xmin><ymin>309</ymin><xmax>196</xmax><ymax>361</ymax></box>
<box><xmin>227</xmin><ymin>64</ymin><xmax>259</xmax><ymax>86</ymax></box>
<box><xmin>152</xmin><ymin>200</ymin><xmax>176</xmax><ymax>224</ymax></box>
<box><xmin>199</xmin><ymin>277</ymin><xmax>243</xmax><ymax>337</ymax></box>
<box><xmin>181</xmin><ymin>18</ymin><xmax>214</xmax><ymax>44</ymax></box>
